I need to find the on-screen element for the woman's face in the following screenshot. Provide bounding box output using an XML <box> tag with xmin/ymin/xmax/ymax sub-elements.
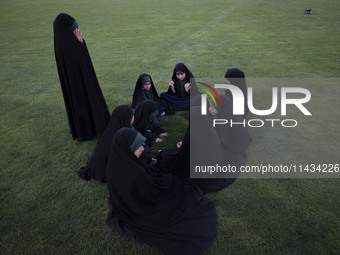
<box><xmin>130</xmin><ymin>115</ymin><xmax>135</xmax><ymax>125</ymax></box>
<box><xmin>143</xmin><ymin>82</ymin><xmax>151</xmax><ymax>91</ymax></box>
<box><xmin>176</xmin><ymin>73</ymin><xmax>186</xmax><ymax>81</ymax></box>
<box><xmin>225</xmin><ymin>78</ymin><xmax>231</xmax><ymax>84</ymax></box>
<box><xmin>209</xmin><ymin>103</ymin><xmax>218</xmax><ymax>116</ymax></box>
<box><xmin>134</xmin><ymin>145</ymin><xmax>144</xmax><ymax>158</ymax></box>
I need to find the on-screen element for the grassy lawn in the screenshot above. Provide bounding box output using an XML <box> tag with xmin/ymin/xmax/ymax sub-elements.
<box><xmin>1</xmin><ymin>0</ymin><xmax>339</xmax><ymax>254</ymax></box>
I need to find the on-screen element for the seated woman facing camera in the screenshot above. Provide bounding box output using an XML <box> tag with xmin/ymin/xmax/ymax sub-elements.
<box><xmin>160</xmin><ymin>63</ymin><xmax>199</xmax><ymax>111</ymax></box>
<box><xmin>132</xmin><ymin>73</ymin><xmax>173</xmax><ymax>116</ymax></box>
<box><xmin>106</xmin><ymin>128</ymin><xmax>216</xmax><ymax>255</ymax></box>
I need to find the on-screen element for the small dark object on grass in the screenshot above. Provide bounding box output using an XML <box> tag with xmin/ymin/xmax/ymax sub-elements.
<box><xmin>305</xmin><ymin>8</ymin><xmax>312</xmax><ymax>15</ymax></box>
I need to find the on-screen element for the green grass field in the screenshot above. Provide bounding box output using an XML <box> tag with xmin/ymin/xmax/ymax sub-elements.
<box><xmin>1</xmin><ymin>0</ymin><xmax>339</xmax><ymax>254</ymax></box>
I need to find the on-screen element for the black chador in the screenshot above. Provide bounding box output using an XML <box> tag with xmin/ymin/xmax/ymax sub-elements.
<box><xmin>185</xmin><ymin>106</ymin><xmax>238</xmax><ymax>192</ymax></box>
<box><xmin>106</xmin><ymin>128</ymin><xmax>216</xmax><ymax>255</ymax></box>
<box><xmin>131</xmin><ymin>73</ymin><xmax>174</xmax><ymax>115</ymax></box>
<box><xmin>53</xmin><ymin>13</ymin><xmax>110</xmax><ymax>141</ymax></box>
<box><xmin>160</xmin><ymin>63</ymin><xmax>199</xmax><ymax>111</ymax></box>
<box><xmin>132</xmin><ymin>73</ymin><xmax>161</xmax><ymax>109</ymax></box>
<box><xmin>77</xmin><ymin>105</ymin><xmax>134</xmax><ymax>182</ymax></box>
<box><xmin>132</xmin><ymin>100</ymin><xmax>165</xmax><ymax>148</ymax></box>
<box><xmin>210</xmin><ymin>95</ymin><xmax>252</xmax><ymax>175</ymax></box>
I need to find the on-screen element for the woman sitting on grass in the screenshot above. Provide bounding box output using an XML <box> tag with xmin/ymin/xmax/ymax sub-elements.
<box><xmin>208</xmin><ymin>95</ymin><xmax>252</xmax><ymax>171</ymax></box>
<box><xmin>160</xmin><ymin>63</ymin><xmax>198</xmax><ymax>111</ymax></box>
<box><xmin>131</xmin><ymin>73</ymin><xmax>172</xmax><ymax>116</ymax></box>
<box><xmin>133</xmin><ymin>100</ymin><xmax>168</xmax><ymax>148</ymax></box>
<box><xmin>106</xmin><ymin>128</ymin><xmax>216</xmax><ymax>255</ymax></box>
<box><xmin>77</xmin><ymin>105</ymin><xmax>135</xmax><ymax>182</ymax></box>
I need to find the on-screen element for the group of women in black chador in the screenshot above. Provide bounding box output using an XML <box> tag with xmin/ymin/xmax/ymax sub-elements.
<box><xmin>54</xmin><ymin>13</ymin><xmax>252</xmax><ymax>255</ymax></box>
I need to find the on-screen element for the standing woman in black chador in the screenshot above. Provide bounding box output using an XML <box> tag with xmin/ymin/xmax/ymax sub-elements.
<box><xmin>106</xmin><ymin>128</ymin><xmax>216</xmax><ymax>255</ymax></box>
<box><xmin>131</xmin><ymin>73</ymin><xmax>172</xmax><ymax>116</ymax></box>
<box><xmin>53</xmin><ymin>13</ymin><xmax>110</xmax><ymax>141</ymax></box>
<box><xmin>224</xmin><ymin>67</ymin><xmax>249</xmax><ymax>118</ymax></box>
<box><xmin>160</xmin><ymin>63</ymin><xmax>199</xmax><ymax>111</ymax></box>
<box><xmin>77</xmin><ymin>105</ymin><xmax>134</xmax><ymax>182</ymax></box>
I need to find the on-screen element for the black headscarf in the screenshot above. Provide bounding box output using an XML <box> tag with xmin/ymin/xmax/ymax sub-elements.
<box><xmin>53</xmin><ymin>13</ymin><xmax>110</xmax><ymax>141</ymax></box>
<box><xmin>132</xmin><ymin>100</ymin><xmax>157</xmax><ymax>135</ymax></box>
<box><xmin>224</xmin><ymin>67</ymin><xmax>248</xmax><ymax>118</ymax></box>
<box><xmin>131</xmin><ymin>73</ymin><xmax>161</xmax><ymax>108</ymax></box>
<box><xmin>77</xmin><ymin>105</ymin><xmax>134</xmax><ymax>182</ymax></box>
<box><xmin>106</xmin><ymin>128</ymin><xmax>216</xmax><ymax>255</ymax></box>
<box><xmin>168</xmin><ymin>63</ymin><xmax>199</xmax><ymax>96</ymax></box>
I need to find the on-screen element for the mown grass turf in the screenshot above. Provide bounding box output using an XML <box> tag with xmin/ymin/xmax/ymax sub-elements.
<box><xmin>1</xmin><ymin>0</ymin><xmax>339</xmax><ymax>254</ymax></box>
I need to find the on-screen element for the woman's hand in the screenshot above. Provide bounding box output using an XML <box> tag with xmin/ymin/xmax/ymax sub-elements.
<box><xmin>184</xmin><ymin>83</ymin><xmax>191</xmax><ymax>93</ymax></box>
<box><xmin>73</xmin><ymin>28</ymin><xmax>83</xmax><ymax>43</ymax></box>
<box><xmin>169</xmin><ymin>79</ymin><xmax>176</xmax><ymax>93</ymax></box>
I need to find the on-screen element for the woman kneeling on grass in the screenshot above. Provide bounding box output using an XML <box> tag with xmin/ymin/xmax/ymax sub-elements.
<box><xmin>160</xmin><ymin>63</ymin><xmax>199</xmax><ymax>111</ymax></box>
<box><xmin>106</xmin><ymin>128</ymin><xmax>216</xmax><ymax>255</ymax></box>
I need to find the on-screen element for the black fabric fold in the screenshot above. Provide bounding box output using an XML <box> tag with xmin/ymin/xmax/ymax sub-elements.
<box><xmin>106</xmin><ymin>128</ymin><xmax>216</xmax><ymax>255</ymax></box>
